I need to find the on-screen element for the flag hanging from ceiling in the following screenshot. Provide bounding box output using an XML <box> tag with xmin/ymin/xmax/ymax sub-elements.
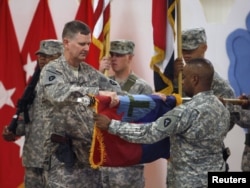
<box><xmin>150</xmin><ymin>0</ymin><xmax>176</xmax><ymax>95</ymax></box>
<box><xmin>21</xmin><ymin>0</ymin><xmax>57</xmax><ymax>83</ymax></box>
<box><xmin>89</xmin><ymin>94</ymin><xmax>182</xmax><ymax>168</ymax></box>
<box><xmin>0</xmin><ymin>0</ymin><xmax>26</xmax><ymax>187</ymax></box>
<box><xmin>75</xmin><ymin>0</ymin><xmax>111</xmax><ymax>70</ymax></box>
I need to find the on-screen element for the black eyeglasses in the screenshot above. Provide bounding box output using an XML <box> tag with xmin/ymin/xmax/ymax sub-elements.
<box><xmin>110</xmin><ymin>52</ymin><xmax>128</xmax><ymax>57</ymax></box>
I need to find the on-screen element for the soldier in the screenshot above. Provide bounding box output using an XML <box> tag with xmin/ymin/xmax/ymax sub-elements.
<box><xmin>99</xmin><ymin>40</ymin><xmax>153</xmax><ymax>187</ymax></box>
<box><xmin>174</xmin><ymin>28</ymin><xmax>236</xmax><ymax>170</ymax></box>
<box><xmin>100</xmin><ymin>39</ymin><xmax>153</xmax><ymax>94</ymax></box>
<box><xmin>231</xmin><ymin>94</ymin><xmax>250</xmax><ymax>171</ymax></box>
<box><xmin>37</xmin><ymin>20</ymin><xmax>123</xmax><ymax>188</ymax></box>
<box><xmin>2</xmin><ymin>39</ymin><xmax>63</xmax><ymax>188</ymax></box>
<box><xmin>175</xmin><ymin>27</ymin><xmax>235</xmax><ymax>104</ymax></box>
<box><xmin>94</xmin><ymin>58</ymin><xmax>231</xmax><ymax>187</ymax></box>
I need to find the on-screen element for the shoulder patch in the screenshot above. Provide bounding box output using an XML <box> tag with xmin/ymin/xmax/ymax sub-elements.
<box><xmin>156</xmin><ymin>108</ymin><xmax>182</xmax><ymax>132</ymax></box>
<box><xmin>49</xmin><ymin>75</ymin><xmax>56</xmax><ymax>81</ymax></box>
<box><xmin>164</xmin><ymin>118</ymin><xmax>172</xmax><ymax>127</ymax></box>
<box><xmin>43</xmin><ymin>69</ymin><xmax>62</xmax><ymax>86</ymax></box>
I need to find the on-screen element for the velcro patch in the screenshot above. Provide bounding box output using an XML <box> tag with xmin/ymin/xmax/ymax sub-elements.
<box><xmin>43</xmin><ymin>69</ymin><xmax>63</xmax><ymax>86</ymax></box>
<box><xmin>156</xmin><ymin>108</ymin><xmax>182</xmax><ymax>132</ymax></box>
<box><xmin>49</xmin><ymin>75</ymin><xmax>56</xmax><ymax>81</ymax></box>
<box><xmin>164</xmin><ymin>118</ymin><xmax>172</xmax><ymax>127</ymax></box>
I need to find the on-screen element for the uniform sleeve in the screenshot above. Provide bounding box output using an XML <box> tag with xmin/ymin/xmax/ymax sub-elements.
<box><xmin>233</xmin><ymin>105</ymin><xmax>250</xmax><ymax>128</ymax></box>
<box><xmin>96</xmin><ymin>71</ymin><xmax>124</xmax><ymax>94</ymax></box>
<box><xmin>39</xmin><ymin>65</ymin><xmax>99</xmax><ymax>105</ymax></box>
<box><xmin>15</xmin><ymin>118</ymin><xmax>25</xmax><ymax>136</ymax></box>
<box><xmin>132</xmin><ymin>79</ymin><xmax>153</xmax><ymax>94</ymax></box>
<box><xmin>108</xmin><ymin>104</ymin><xmax>193</xmax><ymax>144</ymax></box>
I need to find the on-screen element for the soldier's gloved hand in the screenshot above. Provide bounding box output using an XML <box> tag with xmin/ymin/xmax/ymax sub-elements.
<box><xmin>2</xmin><ymin>126</ymin><xmax>16</xmax><ymax>142</ymax></box>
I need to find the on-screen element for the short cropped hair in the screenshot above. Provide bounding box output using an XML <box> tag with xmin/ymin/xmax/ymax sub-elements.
<box><xmin>62</xmin><ymin>20</ymin><xmax>91</xmax><ymax>39</ymax></box>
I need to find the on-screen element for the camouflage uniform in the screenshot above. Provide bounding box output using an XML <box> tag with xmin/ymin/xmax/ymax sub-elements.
<box><xmin>107</xmin><ymin>91</ymin><xmax>230</xmax><ymax>187</ymax></box>
<box><xmin>16</xmin><ymin>94</ymin><xmax>45</xmax><ymax>188</ymax></box>
<box><xmin>212</xmin><ymin>71</ymin><xmax>236</xmax><ymax>130</ymax></box>
<box><xmin>101</xmin><ymin>40</ymin><xmax>153</xmax><ymax>188</ymax></box>
<box><xmin>15</xmin><ymin>40</ymin><xmax>63</xmax><ymax>188</ymax></box>
<box><xmin>181</xmin><ymin>28</ymin><xmax>236</xmax><ymax>169</ymax></box>
<box><xmin>233</xmin><ymin>95</ymin><xmax>250</xmax><ymax>171</ymax></box>
<box><xmin>37</xmin><ymin>55</ymin><xmax>122</xmax><ymax>188</ymax></box>
<box><xmin>109</xmin><ymin>73</ymin><xmax>153</xmax><ymax>95</ymax></box>
<box><xmin>182</xmin><ymin>28</ymin><xmax>236</xmax><ymax>100</ymax></box>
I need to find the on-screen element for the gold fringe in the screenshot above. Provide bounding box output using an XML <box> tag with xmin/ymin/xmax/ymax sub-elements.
<box><xmin>89</xmin><ymin>97</ymin><xmax>107</xmax><ymax>169</ymax></box>
<box><xmin>172</xmin><ymin>93</ymin><xmax>183</xmax><ymax>105</ymax></box>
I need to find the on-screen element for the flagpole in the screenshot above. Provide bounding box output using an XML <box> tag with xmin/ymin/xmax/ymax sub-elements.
<box><xmin>176</xmin><ymin>0</ymin><xmax>182</xmax><ymax>95</ymax></box>
<box><xmin>103</xmin><ymin>0</ymin><xmax>111</xmax><ymax>77</ymax></box>
<box><xmin>104</xmin><ymin>29</ymin><xmax>110</xmax><ymax>76</ymax></box>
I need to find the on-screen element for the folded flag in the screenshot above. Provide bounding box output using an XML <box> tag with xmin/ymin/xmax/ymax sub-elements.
<box><xmin>89</xmin><ymin>94</ymin><xmax>182</xmax><ymax>169</ymax></box>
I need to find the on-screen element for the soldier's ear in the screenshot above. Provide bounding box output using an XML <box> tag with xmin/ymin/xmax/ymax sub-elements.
<box><xmin>200</xmin><ymin>44</ymin><xmax>207</xmax><ymax>52</ymax></box>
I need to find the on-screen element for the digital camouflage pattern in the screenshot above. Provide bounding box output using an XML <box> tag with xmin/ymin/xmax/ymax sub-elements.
<box><xmin>101</xmin><ymin>72</ymin><xmax>153</xmax><ymax>188</ymax></box>
<box><xmin>15</xmin><ymin>91</ymin><xmax>46</xmax><ymax>188</ymax></box>
<box><xmin>182</xmin><ymin>27</ymin><xmax>207</xmax><ymax>50</ymax></box>
<box><xmin>108</xmin><ymin>91</ymin><xmax>230</xmax><ymax>187</ymax></box>
<box><xmin>241</xmin><ymin>145</ymin><xmax>250</xmax><ymax>171</ymax></box>
<box><xmin>110</xmin><ymin>72</ymin><xmax>153</xmax><ymax>95</ymax></box>
<box><xmin>14</xmin><ymin>39</ymin><xmax>63</xmax><ymax>188</ymax></box>
<box><xmin>37</xmin><ymin>55</ymin><xmax>122</xmax><ymax>188</ymax></box>
<box><xmin>35</xmin><ymin>39</ymin><xmax>63</xmax><ymax>55</ymax></box>
<box><xmin>212</xmin><ymin>72</ymin><xmax>235</xmax><ymax>98</ymax></box>
<box><xmin>110</xmin><ymin>39</ymin><xmax>135</xmax><ymax>54</ymax></box>
<box><xmin>212</xmin><ymin>72</ymin><xmax>236</xmax><ymax>131</ymax></box>
<box><xmin>233</xmin><ymin>95</ymin><xmax>250</xmax><ymax>171</ymax></box>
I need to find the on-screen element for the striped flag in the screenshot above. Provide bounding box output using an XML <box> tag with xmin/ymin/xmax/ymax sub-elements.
<box><xmin>76</xmin><ymin>0</ymin><xmax>111</xmax><ymax>70</ymax></box>
<box><xmin>150</xmin><ymin>0</ymin><xmax>176</xmax><ymax>95</ymax></box>
<box><xmin>89</xmin><ymin>94</ymin><xmax>182</xmax><ymax>168</ymax></box>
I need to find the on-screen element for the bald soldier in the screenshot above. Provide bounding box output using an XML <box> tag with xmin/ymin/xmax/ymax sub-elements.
<box><xmin>99</xmin><ymin>39</ymin><xmax>153</xmax><ymax>188</ymax></box>
<box><xmin>94</xmin><ymin>58</ymin><xmax>231</xmax><ymax>188</ymax></box>
<box><xmin>2</xmin><ymin>39</ymin><xmax>63</xmax><ymax>188</ymax></box>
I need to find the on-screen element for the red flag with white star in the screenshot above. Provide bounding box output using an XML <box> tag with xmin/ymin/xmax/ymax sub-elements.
<box><xmin>0</xmin><ymin>0</ymin><xmax>26</xmax><ymax>187</ymax></box>
<box><xmin>21</xmin><ymin>0</ymin><xmax>57</xmax><ymax>83</ymax></box>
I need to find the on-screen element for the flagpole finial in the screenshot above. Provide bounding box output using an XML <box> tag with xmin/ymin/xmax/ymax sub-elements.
<box><xmin>200</xmin><ymin>0</ymin><xmax>235</xmax><ymax>24</ymax></box>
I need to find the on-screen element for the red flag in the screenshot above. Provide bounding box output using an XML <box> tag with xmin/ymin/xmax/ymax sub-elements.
<box><xmin>76</xmin><ymin>0</ymin><xmax>111</xmax><ymax>69</ymax></box>
<box><xmin>150</xmin><ymin>0</ymin><xmax>176</xmax><ymax>95</ymax></box>
<box><xmin>75</xmin><ymin>0</ymin><xmax>94</xmax><ymax>29</ymax></box>
<box><xmin>0</xmin><ymin>0</ymin><xmax>26</xmax><ymax>187</ymax></box>
<box><xmin>90</xmin><ymin>94</ymin><xmax>182</xmax><ymax>168</ymax></box>
<box><xmin>21</xmin><ymin>0</ymin><xmax>57</xmax><ymax>83</ymax></box>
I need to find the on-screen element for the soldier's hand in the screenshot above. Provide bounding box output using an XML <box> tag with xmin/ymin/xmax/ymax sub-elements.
<box><xmin>152</xmin><ymin>92</ymin><xmax>167</xmax><ymax>102</ymax></box>
<box><xmin>2</xmin><ymin>126</ymin><xmax>16</xmax><ymax>142</ymax></box>
<box><xmin>238</xmin><ymin>94</ymin><xmax>250</xmax><ymax>109</ymax></box>
<box><xmin>93</xmin><ymin>112</ymin><xmax>111</xmax><ymax>130</ymax></box>
<box><xmin>174</xmin><ymin>58</ymin><xmax>184</xmax><ymax>79</ymax></box>
<box><xmin>99</xmin><ymin>56</ymin><xmax>111</xmax><ymax>73</ymax></box>
<box><xmin>99</xmin><ymin>91</ymin><xmax>119</xmax><ymax>108</ymax></box>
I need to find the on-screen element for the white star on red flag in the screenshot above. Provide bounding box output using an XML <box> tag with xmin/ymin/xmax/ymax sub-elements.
<box><xmin>15</xmin><ymin>136</ymin><xmax>25</xmax><ymax>158</ymax></box>
<box><xmin>0</xmin><ymin>81</ymin><xmax>16</xmax><ymax>109</ymax></box>
<box><xmin>23</xmin><ymin>54</ymin><xmax>37</xmax><ymax>82</ymax></box>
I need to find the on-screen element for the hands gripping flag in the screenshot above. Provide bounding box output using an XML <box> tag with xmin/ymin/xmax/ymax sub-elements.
<box><xmin>89</xmin><ymin>93</ymin><xmax>182</xmax><ymax>168</ymax></box>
